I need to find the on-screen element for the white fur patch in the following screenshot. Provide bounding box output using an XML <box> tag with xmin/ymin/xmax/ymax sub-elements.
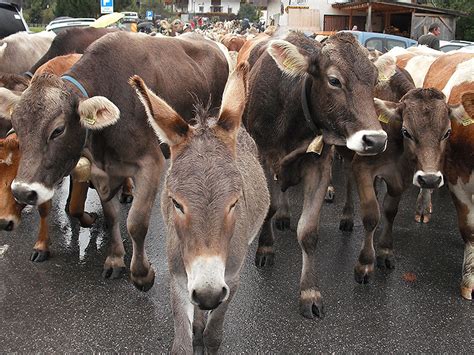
<box><xmin>10</xmin><ymin>180</ymin><xmax>54</xmax><ymax>205</ymax></box>
<box><xmin>449</xmin><ymin>172</ymin><xmax>474</xmax><ymax>229</ymax></box>
<box><xmin>0</xmin><ymin>43</ymin><xmax>7</xmax><ymax>57</ymax></box>
<box><xmin>442</xmin><ymin>58</ymin><xmax>474</xmax><ymax>100</ymax></box>
<box><xmin>346</xmin><ymin>130</ymin><xmax>387</xmax><ymax>155</ymax></box>
<box><xmin>412</xmin><ymin>170</ymin><xmax>444</xmax><ymax>188</ymax></box>
<box><xmin>267</xmin><ymin>40</ymin><xmax>308</xmax><ymax>77</ymax></box>
<box><xmin>405</xmin><ymin>55</ymin><xmax>438</xmax><ymax>88</ymax></box>
<box><xmin>186</xmin><ymin>256</ymin><xmax>229</xmax><ymax>304</ymax></box>
<box><xmin>0</xmin><ymin>152</ymin><xmax>13</xmax><ymax>166</ymax></box>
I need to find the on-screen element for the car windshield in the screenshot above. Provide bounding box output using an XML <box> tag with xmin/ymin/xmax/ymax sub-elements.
<box><xmin>0</xmin><ymin>4</ymin><xmax>27</xmax><ymax>38</ymax></box>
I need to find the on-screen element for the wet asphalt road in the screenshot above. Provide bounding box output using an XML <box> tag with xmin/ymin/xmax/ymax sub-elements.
<box><xmin>1</xmin><ymin>158</ymin><xmax>472</xmax><ymax>353</ymax></box>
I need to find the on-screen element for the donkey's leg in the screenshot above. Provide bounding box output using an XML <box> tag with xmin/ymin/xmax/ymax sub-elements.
<box><xmin>119</xmin><ymin>177</ymin><xmax>134</xmax><ymax>204</ymax></box>
<box><xmin>297</xmin><ymin>145</ymin><xmax>333</xmax><ymax>319</ymax></box>
<box><xmin>415</xmin><ymin>188</ymin><xmax>433</xmax><ymax>223</ymax></box>
<box><xmin>274</xmin><ymin>188</ymin><xmax>291</xmax><ymax>231</ymax></box>
<box><xmin>101</xmin><ymin>195</ymin><xmax>126</xmax><ymax>279</ymax></box>
<box><xmin>255</xmin><ymin>164</ymin><xmax>278</xmax><ymax>268</ymax></box>
<box><xmin>449</xmin><ymin>186</ymin><xmax>474</xmax><ymax>300</ymax></box>
<box><xmin>31</xmin><ymin>200</ymin><xmax>52</xmax><ymax>262</ymax></box>
<box><xmin>354</xmin><ymin>169</ymin><xmax>379</xmax><ymax>284</ymax></box>
<box><xmin>127</xmin><ymin>156</ymin><xmax>162</xmax><ymax>291</ymax></box>
<box><xmin>170</xmin><ymin>277</ymin><xmax>194</xmax><ymax>354</ymax></box>
<box><xmin>376</xmin><ymin>193</ymin><xmax>402</xmax><ymax>270</ymax></box>
<box><xmin>339</xmin><ymin>158</ymin><xmax>355</xmax><ymax>232</ymax></box>
<box><xmin>202</xmin><ymin>279</ymin><xmax>238</xmax><ymax>354</ymax></box>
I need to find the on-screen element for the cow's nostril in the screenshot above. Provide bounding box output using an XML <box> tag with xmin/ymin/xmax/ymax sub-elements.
<box><xmin>191</xmin><ymin>290</ymin><xmax>199</xmax><ymax>304</ymax></box>
<box><xmin>363</xmin><ymin>134</ymin><xmax>375</xmax><ymax>147</ymax></box>
<box><xmin>6</xmin><ymin>221</ymin><xmax>14</xmax><ymax>231</ymax></box>
<box><xmin>26</xmin><ymin>190</ymin><xmax>37</xmax><ymax>204</ymax></box>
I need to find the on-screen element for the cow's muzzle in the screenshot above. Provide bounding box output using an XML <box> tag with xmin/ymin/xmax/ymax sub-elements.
<box><xmin>0</xmin><ymin>218</ymin><xmax>16</xmax><ymax>231</ymax></box>
<box><xmin>413</xmin><ymin>171</ymin><xmax>444</xmax><ymax>188</ymax></box>
<box><xmin>11</xmin><ymin>180</ymin><xmax>54</xmax><ymax>206</ymax></box>
<box><xmin>346</xmin><ymin>130</ymin><xmax>388</xmax><ymax>156</ymax></box>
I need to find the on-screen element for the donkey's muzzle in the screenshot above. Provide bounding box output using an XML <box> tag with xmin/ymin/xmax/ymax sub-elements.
<box><xmin>191</xmin><ymin>286</ymin><xmax>229</xmax><ymax>310</ymax></box>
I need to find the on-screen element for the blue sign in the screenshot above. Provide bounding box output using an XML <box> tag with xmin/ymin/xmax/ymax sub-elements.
<box><xmin>146</xmin><ymin>10</ymin><xmax>153</xmax><ymax>21</ymax></box>
<box><xmin>100</xmin><ymin>0</ymin><xmax>113</xmax><ymax>14</ymax></box>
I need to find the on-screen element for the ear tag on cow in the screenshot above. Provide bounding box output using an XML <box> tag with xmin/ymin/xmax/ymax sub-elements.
<box><xmin>461</xmin><ymin>116</ymin><xmax>473</xmax><ymax>126</ymax></box>
<box><xmin>306</xmin><ymin>135</ymin><xmax>324</xmax><ymax>155</ymax></box>
<box><xmin>378</xmin><ymin>114</ymin><xmax>389</xmax><ymax>124</ymax></box>
<box><xmin>8</xmin><ymin>106</ymin><xmax>14</xmax><ymax>117</ymax></box>
<box><xmin>283</xmin><ymin>58</ymin><xmax>297</xmax><ymax>71</ymax></box>
<box><xmin>84</xmin><ymin>114</ymin><xmax>96</xmax><ymax>126</ymax></box>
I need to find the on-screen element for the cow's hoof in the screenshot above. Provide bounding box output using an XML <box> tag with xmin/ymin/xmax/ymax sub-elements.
<box><xmin>324</xmin><ymin>186</ymin><xmax>335</xmax><ymax>203</ymax></box>
<box><xmin>460</xmin><ymin>286</ymin><xmax>473</xmax><ymax>300</ymax></box>
<box><xmin>415</xmin><ymin>212</ymin><xmax>431</xmax><ymax>224</ymax></box>
<box><xmin>274</xmin><ymin>216</ymin><xmax>290</xmax><ymax>231</ymax></box>
<box><xmin>299</xmin><ymin>289</ymin><xmax>325</xmax><ymax>319</ymax></box>
<box><xmin>30</xmin><ymin>249</ymin><xmax>50</xmax><ymax>262</ymax></box>
<box><xmin>339</xmin><ymin>218</ymin><xmax>354</xmax><ymax>232</ymax></box>
<box><xmin>102</xmin><ymin>266</ymin><xmax>126</xmax><ymax>279</ymax></box>
<box><xmin>131</xmin><ymin>267</ymin><xmax>155</xmax><ymax>292</ymax></box>
<box><xmin>376</xmin><ymin>252</ymin><xmax>395</xmax><ymax>270</ymax></box>
<box><xmin>255</xmin><ymin>248</ymin><xmax>275</xmax><ymax>268</ymax></box>
<box><xmin>354</xmin><ymin>263</ymin><xmax>374</xmax><ymax>284</ymax></box>
<box><xmin>119</xmin><ymin>193</ymin><xmax>133</xmax><ymax>204</ymax></box>
<box><xmin>79</xmin><ymin>212</ymin><xmax>98</xmax><ymax>228</ymax></box>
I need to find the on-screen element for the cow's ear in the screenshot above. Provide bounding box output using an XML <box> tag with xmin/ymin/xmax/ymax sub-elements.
<box><xmin>374</xmin><ymin>98</ymin><xmax>402</xmax><ymax>123</ymax></box>
<box><xmin>77</xmin><ymin>96</ymin><xmax>120</xmax><ymax>130</ymax></box>
<box><xmin>217</xmin><ymin>61</ymin><xmax>249</xmax><ymax>143</ymax></box>
<box><xmin>373</xmin><ymin>54</ymin><xmax>397</xmax><ymax>84</ymax></box>
<box><xmin>451</xmin><ymin>91</ymin><xmax>474</xmax><ymax>122</ymax></box>
<box><xmin>129</xmin><ymin>75</ymin><xmax>189</xmax><ymax>146</ymax></box>
<box><xmin>267</xmin><ymin>40</ymin><xmax>309</xmax><ymax>77</ymax></box>
<box><xmin>0</xmin><ymin>88</ymin><xmax>21</xmax><ymax>120</ymax></box>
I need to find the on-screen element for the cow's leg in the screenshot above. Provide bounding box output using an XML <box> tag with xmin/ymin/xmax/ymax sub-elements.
<box><xmin>415</xmin><ymin>188</ymin><xmax>433</xmax><ymax>223</ymax></box>
<box><xmin>376</xmin><ymin>193</ymin><xmax>402</xmax><ymax>270</ymax></box>
<box><xmin>274</xmin><ymin>188</ymin><xmax>291</xmax><ymax>231</ymax></box>
<box><xmin>339</xmin><ymin>159</ymin><xmax>355</xmax><ymax>232</ymax></box>
<box><xmin>170</xmin><ymin>277</ymin><xmax>193</xmax><ymax>354</ymax></box>
<box><xmin>68</xmin><ymin>180</ymin><xmax>97</xmax><ymax>227</ymax></box>
<box><xmin>449</xmin><ymin>187</ymin><xmax>474</xmax><ymax>300</ymax></box>
<box><xmin>354</xmin><ymin>169</ymin><xmax>378</xmax><ymax>284</ymax></box>
<box><xmin>31</xmin><ymin>200</ymin><xmax>52</xmax><ymax>262</ymax></box>
<box><xmin>119</xmin><ymin>177</ymin><xmax>134</xmax><ymax>204</ymax></box>
<box><xmin>297</xmin><ymin>145</ymin><xmax>333</xmax><ymax>319</ymax></box>
<box><xmin>101</xmin><ymin>195</ymin><xmax>126</xmax><ymax>279</ymax></box>
<box><xmin>127</xmin><ymin>158</ymin><xmax>162</xmax><ymax>291</ymax></box>
<box><xmin>324</xmin><ymin>164</ymin><xmax>335</xmax><ymax>202</ymax></box>
<box><xmin>202</xmin><ymin>279</ymin><xmax>238</xmax><ymax>354</ymax></box>
<box><xmin>193</xmin><ymin>308</ymin><xmax>206</xmax><ymax>355</ymax></box>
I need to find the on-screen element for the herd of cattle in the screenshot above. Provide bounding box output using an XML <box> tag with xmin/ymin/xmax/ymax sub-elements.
<box><xmin>0</xmin><ymin>26</ymin><xmax>472</xmax><ymax>353</ymax></box>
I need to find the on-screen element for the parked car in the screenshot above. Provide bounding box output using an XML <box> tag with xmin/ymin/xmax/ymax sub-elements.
<box><xmin>0</xmin><ymin>0</ymin><xmax>28</xmax><ymax>39</ymax></box>
<box><xmin>439</xmin><ymin>39</ymin><xmax>474</xmax><ymax>52</ymax></box>
<box><xmin>121</xmin><ymin>11</ymin><xmax>138</xmax><ymax>23</ymax></box>
<box><xmin>45</xmin><ymin>17</ymin><xmax>95</xmax><ymax>33</ymax></box>
<box><xmin>341</xmin><ymin>30</ymin><xmax>417</xmax><ymax>53</ymax></box>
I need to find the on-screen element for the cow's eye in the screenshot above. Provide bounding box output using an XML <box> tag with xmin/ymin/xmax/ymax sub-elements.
<box><xmin>328</xmin><ymin>76</ymin><xmax>342</xmax><ymax>88</ymax></box>
<box><xmin>442</xmin><ymin>129</ymin><xmax>451</xmax><ymax>140</ymax></box>
<box><xmin>171</xmin><ymin>198</ymin><xmax>184</xmax><ymax>214</ymax></box>
<box><xmin>50</xmin><ymin>126</ymin><xmax>65</xmax><ymax>140</ymax></box>
<box><xmin>401</xmin><ymin>127</ymin><xmax>412</xmax><ymax>140</ymax></box>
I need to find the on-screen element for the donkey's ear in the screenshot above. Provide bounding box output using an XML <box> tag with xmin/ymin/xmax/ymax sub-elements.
<box><xmin>374</xmin><ymin>98</ymin><xmax>402</xmax><ymax>123</ymax></box>
<box><xmin>0</xmin><ymin>88</ymin><xmax>21</xmax><ymax>119</ymax></box>
<box><xmin>267</xmin><ymin>40</ymin><xmax>309</xmax><ymax>77</ymax></box>
<box><xmin>217</xmin><ymin>61</ymin><xmax>249</xmax><ymax>138</ymax></box>
<box><xmin>129</xmin><ymin>75</ymin><xmax>189</xmax><ymax>146</ymax></box>
<box><xmin>77</xmin><ymin>96</ymin><xmax>120</xmax><ymax>130</ymax></box>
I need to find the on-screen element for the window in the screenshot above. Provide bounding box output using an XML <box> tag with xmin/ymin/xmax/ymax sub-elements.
<box><xmin>228</xmin><ymin>7</ymin><xmax>232</xmax><ymax>14</ymax></box>
<box><xmin>365</xmin><ymin>38</ymin><xmax>383</xmax><ymax>52</ymax></box>
<box><xmin>199</xmin><ymin>6</ymin><xmax>204</xmax><ymax>13</ymax></box>
<box><xmin>386</xmin><ymin>39</ymin><xmax>406</xmax><ymax>50</ymax></box>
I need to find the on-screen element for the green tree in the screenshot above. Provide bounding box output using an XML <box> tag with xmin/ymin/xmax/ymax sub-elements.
<box><xmin>237</xmin><ymin>3</ymin><xmax>261</xmax><ymax>22</ymax></box>
<box><xmin>54</xmin><ymin>0</ymin><xmax>100</xmax><ymax>18</ymax></box>
<box><xmin>433</xmin><ymin>0</ymin><xmax>474</xmax><ymax>40</ymax></box>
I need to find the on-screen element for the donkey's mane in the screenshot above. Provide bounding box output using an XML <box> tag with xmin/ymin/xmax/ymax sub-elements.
<box><xmin>191</xmin><ymin>100</ymin><xmax>218</xmax><ymax>134</ymax></box>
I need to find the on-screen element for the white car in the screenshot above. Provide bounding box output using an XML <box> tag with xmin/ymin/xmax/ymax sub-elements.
<box><xmin>46</xmin><ymin>17</ymin><xmax>96</xmax><ymax>33</ymax></box>
<box><xmin>439</xmin><ymin>40</ymin><xmax>474</xmax><ymax>52</ymax></box>
<box><xmin>121</xmin><ymin>12</ymin><xmax>138</xmax><ymax>23</ymax></box>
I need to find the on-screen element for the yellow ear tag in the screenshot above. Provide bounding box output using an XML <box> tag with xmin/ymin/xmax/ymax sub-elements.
<box><xmin>378</xmin><ymin>114</ymin><xmax>389</xmax><ymax>124</ymax></box>
<box><xmin>283</xmin><ymin>58</ymin><xmax>296</xmax><ymax>71</ymax></box>
<box><xmin>306</xmin><ymin>135</ymin><xmax>324</xmax><ymax>155</ymax></box>
<box><xmin>461</xmin><ymin>116</ymin><xmax>474</xmax><ymax>127</ymax></box>
<box><xmin>8</xmin><ymin>106</ymin><xmax>14</xmax><ymax>117</ymax></box>
<box><xmin>84</xmin><ymin>114</ymin><xmax>96</xmax><ymax>126</ymax></box>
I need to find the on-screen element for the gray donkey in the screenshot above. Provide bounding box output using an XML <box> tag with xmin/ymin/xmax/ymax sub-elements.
<box><xmin>130</xmin><ymin>62</ymin><xmax>270</xmax><ymax>354</ymax></box>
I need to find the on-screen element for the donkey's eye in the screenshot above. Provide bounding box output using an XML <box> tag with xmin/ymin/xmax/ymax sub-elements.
<box><xmin>328</xmin><ymin>76</ymin><xmax>342</xmax><ymax>88</ymax></box>
<box><xmin>401</xmin><ymin>128</ymin><xmax>412</xmax><ymax>140</ymax></box>
<box><xmin>442</xmin><ymin>129</ymin><xmax>451</xmax><ymax>140</ymax></box>
<box><xmin>50</xmin><ymin>126</ymin><xmax>65</xmax><ymax>140</ymax></box>
<box><xmin>229</xmin><ymin>199</ymin><xmax>239</xmax><ymax>212</ymax></box>
<box><xmin>171</xmin><ymin>198</ymin><xmax>184</xmax><ymax>214</ymax></box>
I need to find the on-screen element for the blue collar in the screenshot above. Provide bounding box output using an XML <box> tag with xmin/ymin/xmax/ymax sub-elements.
<box><xmin>24</xmin><ymin>71</ymin><xmax>33</xmax><ymax>78</ymax></box>
<box><xmin>61</xmin><ymin>75</ymin><xmax>89</xmax><ymax>98</ymax></box>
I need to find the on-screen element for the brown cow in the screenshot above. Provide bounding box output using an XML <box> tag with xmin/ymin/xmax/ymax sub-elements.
<box><xmin>221</xmin><ymin>33</ymin><xmax>246</xmax><ymax>52</ymax></box>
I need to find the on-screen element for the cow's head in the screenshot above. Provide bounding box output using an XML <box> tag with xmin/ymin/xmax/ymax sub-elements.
<box><xmin>0</xmin><ymin>134</ymin><xmax>23</xmax><ymax>231</ymax></box>
<box><xmin>375</xmin><ymin>88</ymin><xmax>463</xmax><ymax>189</ymax></box>
<box><xmin>0</xmin><ymin>74</ymin><xmax>120</xmax><ymax>206</ymax></box>
<box><xmin>267</xmin><ymin>32</ymin><xmax>387</xmax><ymax>155</ymax></box>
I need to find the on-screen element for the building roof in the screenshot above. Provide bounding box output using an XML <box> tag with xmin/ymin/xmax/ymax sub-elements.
<box><xmin>332</xmin><ymin>1</ymin><xmax>468</xmax><ymax>17</ymax></box>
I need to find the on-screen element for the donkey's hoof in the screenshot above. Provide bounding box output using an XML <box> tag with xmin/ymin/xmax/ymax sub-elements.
<box><xmin>376</xmin><ymin>253</ymin><xmax>395</xmax><ymax>270</ymax></box>
<box><xmin>299</xmin><ymin>290</ymin><xmax>325</xmax><ymax>319</ymax></box>
<box><xmin>119</xmin><ymin>193</ymin><xmax>133</xmax><ymax>204</ymax></box>
<box><xmin>102</xmin><ymin>266</ymin><xmax>126</xmax><ymax>279</ymax></box>
<box><xmin>255</xmin><ymin>248</ymin><xmax>275</xmax><ymax>268</ymax></box>
<box><xmin>324</xmin><ymin>186</ymin><xmax>335</xmax><ymax>202</ymax></box>
<box><xmin>30</xmin><ymin>249</ymin><xmax>50</xmax><ymax>262</ymax></box>
<box><xmin>354</xmin><ymin>263</ymin><xmax>374</xmax><ymax>284</ymax></box>
<box><xmin>460</xmin><ymin>286</ymin><xmax>473</xmax><ymax>300</ymax></box>
<box><xmin>339</xmin><ymin>218</ymin><xmax>354</xmax><ymax>232</ymax></box>
<box><xmin>131</xmin><ymin>267</ymin><xmax>156</xmax><ymax>292</ymax></box>
<box><xmin>274</xmin><ymin>216</ymin><xmax>290</xmax><ymax>231</ymax></box>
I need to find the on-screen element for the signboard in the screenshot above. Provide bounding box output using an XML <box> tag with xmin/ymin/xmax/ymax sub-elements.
<box><xmin>100</xmin><ymin>0</ymin><xmax>113</xmax><ymax>14</ymax></box>
<box><xmin>146</xmin><ymin>10</ymin><xmax>153</xmax><ymax>21</ymax></box>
